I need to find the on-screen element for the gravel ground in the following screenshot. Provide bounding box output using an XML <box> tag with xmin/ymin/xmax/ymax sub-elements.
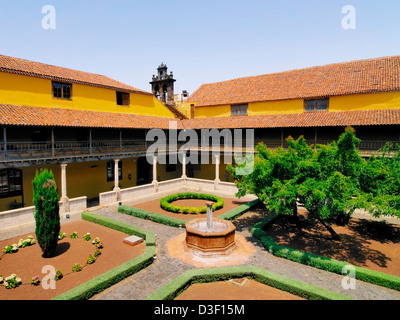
<box><xmin>90</xmin><ymin>206</ymin><xmax>400</xmax><ymax>300</ymax></box>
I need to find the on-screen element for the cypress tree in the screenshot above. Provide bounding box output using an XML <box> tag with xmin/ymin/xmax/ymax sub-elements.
<box><xmin>32</xmin><ymin>169</ymin><xmax>60</xmax><ymax>258</ymax></box>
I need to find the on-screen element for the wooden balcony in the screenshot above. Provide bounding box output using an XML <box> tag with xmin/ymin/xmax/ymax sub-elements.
<box><xmin>0</xmin><ymin>138</ymin><xmax>398</xmax><ymax>167</ymax></box>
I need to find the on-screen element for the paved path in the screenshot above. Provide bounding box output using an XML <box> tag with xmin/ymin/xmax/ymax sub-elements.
<box><xmin>90</xmin><ymin>207</ymin><xmax>400</xmax><ymax>300</ymax></box>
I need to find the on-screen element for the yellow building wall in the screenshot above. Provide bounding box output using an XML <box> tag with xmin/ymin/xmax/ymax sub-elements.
<box><xmin>157</xmin><ymin>164</ymin><xmax>182</xmax><ymax>182</ymax></box>
<box><xmin>194</xmin><ymin>100</ymin><xmax>304</xmax><ymax>118</ymax></box>
<box><xmin>193</xmin><ymin>91</ymin><xmax>400</xmax><ymax>118</ymax></box>
<box><xmin>248</xmin><ymin>99</ymin><xmax>304</xmax><ymax>115</ymax></box>
<box><xmin>189</xmin><ymin>155</ymin><xmax>231</xmax><ymax>182</ymax></box>
<box><xmin>0</xmin><ymin>156</ymin><xmax>235</xmax><ymax>211</ymax></box>
<box><xmin>174</xmin><ymin>101</ymin><xmax>192</xmax><ymax>119</ymax></box>
<box><xmin>329</xmin><ymin>91</ymin><xmax>400</xmax><ymax>112</ymax></box>
<box><xmin>194</xmin><ymin>104</ymin><xmax>231</xmax><ymax>118</ymax></box>
<box><xmin>0</xmin><ymin>164</ymin><xmax>61</xmax><ymax>212</ymax></box>
<box><xmin>0</xmin><ymin>158</ymin><xmax>140</xmax><ymax>211</ymax></box>
<box><xmin>0</xmin><ymin>72</ymin><xmax>174</xmax><ymax>118</ymax></box>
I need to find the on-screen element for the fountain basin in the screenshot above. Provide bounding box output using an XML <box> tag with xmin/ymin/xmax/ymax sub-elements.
<box><xmin>185</xmin><ymin>218</ymin><xmax>236</xmax><ymax>254</ymax></box>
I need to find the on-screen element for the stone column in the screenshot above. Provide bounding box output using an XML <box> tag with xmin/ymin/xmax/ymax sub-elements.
<box><xmin>152</xmin><ymin>155</ymin><xmax>158</xmax><ymax>192</ymax></box>
<box><xmin>181</xmin><ymin>151</ymin><xmax>187</xmax><ymax>179</ymax></box>
<box><xmin>214</xmin><ymin>154</ymin><xmax>220</xmax><ymax>190</ymax></box>
<box><xmin>113</xmin><ymin>159</ymin><xmax>121</xmax><ymax>201</ymax></box>
<box><xmin>206</xmin><ymin>202</ymin><xmax>214</xmax><ymax>233</ymax></box>
<box><xmin>60</xmin><ymin>163</ymin><xmax>70</xmax><ymax>213</ymax></box>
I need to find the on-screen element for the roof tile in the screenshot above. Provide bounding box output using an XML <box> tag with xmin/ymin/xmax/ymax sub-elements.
<box><xmin>0</xmin><ymin>104</ymin><xmax>399</xmax><ymax>130</ymax></box>
<box><xmin>0</xmin><ymin>54</ymin><xmax>152</xmax><ymax>95</ymax></box>
<box><xmin>188</xmin><ymin>56</ymin><xmax>400</xmax><ymax>107</ymax></box>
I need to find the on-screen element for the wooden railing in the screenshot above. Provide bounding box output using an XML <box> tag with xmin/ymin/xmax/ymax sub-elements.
<box><xmin>0</xmin><ymin>139</ymin><xmax>398</xmax><ymax>162</ymax></box>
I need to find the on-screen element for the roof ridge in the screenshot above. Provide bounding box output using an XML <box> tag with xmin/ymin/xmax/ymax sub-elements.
<box><xmin>188</xmin><ymin>55</ymin><xmax>400</xmax><ymax>106</ymax></box>
<box><xmin>196</xmin><ymin>55</ymin><xmax>400</xmax><ymax>87</ymax></box>
<box><xmin>0</xmin><ymin>54</ymin><xmax>107</xmax><ymax>77</ymax></box>
<box><xmin>0</xmin><ymin>103</ymin><xmax>399</xmax><ymax>129</ymax></box>
<box><xmin>0</xmin><ymin>54</ymin><xmax>152</xmax><ymax>95</ymax></box>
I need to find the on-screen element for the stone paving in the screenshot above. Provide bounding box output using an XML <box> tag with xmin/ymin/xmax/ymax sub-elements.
<box><xmin>90</xmin><ymin>206</ymin><xmax>400</xmax><ymax>300</ymax></box>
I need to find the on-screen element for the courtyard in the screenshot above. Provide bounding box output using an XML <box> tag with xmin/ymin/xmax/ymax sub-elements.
<box><xmin>88</xmin><ymin>201</ymin><xmax>400</xmax><ymax>301</ymax></box>
<box><xmin>1</xmin><ymin>184</ymin><xmax>400</xmax><ymax>301</ymax></box>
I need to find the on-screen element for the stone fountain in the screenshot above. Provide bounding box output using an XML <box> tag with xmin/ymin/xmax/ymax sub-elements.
<box><xmin>185</xmin><ymin>202</ymin><xmax>236</xmax><ymax>256</ymax></box>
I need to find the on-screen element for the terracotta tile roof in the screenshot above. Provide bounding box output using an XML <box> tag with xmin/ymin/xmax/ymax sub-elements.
<box><xmin>183</xmin><ymin>109</ymin><xmax>400</xmax><ymax>129</ymax></box>
<box><xmin>1</xmin><ymin>104</ymin><xmax>399</xmax><ymax>130</ymax></box>
<box><xmin>188</xmin><ymin>56</ymin><xmax>400</xmax><ymax>107</ymax></box>
<box><xmin>0</xmin><ymin>104</ymin><xmax>178</xmax><ymax>129</ymax></box>
<box><xmin>0</xmin><ymin>54</ymin><xmax>152</xmax><ymax>95</ymax></box>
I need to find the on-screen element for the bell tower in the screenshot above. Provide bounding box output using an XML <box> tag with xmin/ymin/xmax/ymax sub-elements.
<box><xmin>150</xmin><ymin>63</ymin><xmax>176</xmax><ymax>104</ymax></box>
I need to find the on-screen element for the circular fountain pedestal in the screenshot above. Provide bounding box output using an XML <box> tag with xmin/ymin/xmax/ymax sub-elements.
<box><xmin>185</xmin><ymin>218</ymin><xmax>236</xmax><ymax>256</ymax></box>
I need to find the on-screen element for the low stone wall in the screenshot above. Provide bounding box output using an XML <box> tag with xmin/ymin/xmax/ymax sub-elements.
<box><xmin>0</xmin><ymin>178</ymin><xmax>250</xmax><ymax>240</ymax></box>
<box><xmin>0</xmin><ymin>196</ymin><xmax>87</xmax><ymax>240</ymax></box>
<box><xmin>99</xmin><ymin>177</ymin><xmax>254</xmax><ymax>208</ymax></box>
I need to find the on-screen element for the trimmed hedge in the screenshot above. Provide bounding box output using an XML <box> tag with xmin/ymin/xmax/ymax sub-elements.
<box><xmin>218</xmin><ymin>198</ymin><xmax>260</xmax><ymax>221</ymax></box>
<box><xmin>146</xmin><ymin>266</ymin><xmax>353</xmax><ymax>300</ymax></box>
<box><xmin>52</xmin><ymin>212</ymin><xmax>156</xmax><ymax>300</ymax></box>
<box><xmin>252</xmin><ymin>213</ymin><xmax>400</xmax><ymax>291</ymax></box>
<box><xmin>118</xmin><ymin>205</ymin><xmax>187</xmax><ymax>228</ymax></box>
<box><xmin>160</xmin><ymin>193</ymin><xmax>224</xmax><ymax>215</ymax></box>
<box><xmin>119</xmin><ymin>198</ymin><xmax>260</xmax><ymax>228</ymax></box>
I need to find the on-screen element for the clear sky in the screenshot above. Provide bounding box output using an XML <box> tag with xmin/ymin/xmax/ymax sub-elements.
<box><xmin>1</xmin><ymin>0</ymin><xmax>399</xmax><ymax>96</ymax></box>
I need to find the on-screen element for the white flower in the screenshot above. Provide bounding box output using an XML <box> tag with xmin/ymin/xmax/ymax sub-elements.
<box><xmin>16</xmin><ymin>278</ymin><xmax>21</xmax><ymax>283</ymax></box>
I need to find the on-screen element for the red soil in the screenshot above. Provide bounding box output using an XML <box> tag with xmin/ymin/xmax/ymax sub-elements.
<box><xmin>133</xmin><ymin>197</ymin><xmax>248</xmax><ymax>221</ymax></box>
<box><xmin>0</xmin><ymin>220</ymin><xmax>145</xmax><ymax>300</ymax></box>
<box><xmin>175</xmin><ymin>278</ymin><xmax>304</xmax><ymax>300</ymax></box>
<box><xmin>265</xmin><ymin>211</ymin><xmax>400</xmax><ymax>277</ymax></box>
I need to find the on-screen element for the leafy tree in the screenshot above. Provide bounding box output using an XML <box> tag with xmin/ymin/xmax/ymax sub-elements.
<box><xmin>359</xmin><ymin>143</ymin><xmax>400</xmax><ymax>218</ymax></box>
<box><xmin>229</xmin><ymin>127</ymin><xmax>364</xmax><ymax>241</ymax></box>
<box><xmin>32</xmin><ymin>169</ymin><xmax>60</xmax><ymax>257</ymax></box>
<box><xmin>336</xmin><ymin>126</ymin><xmax>363</xmax><ymax>181</ymax></box>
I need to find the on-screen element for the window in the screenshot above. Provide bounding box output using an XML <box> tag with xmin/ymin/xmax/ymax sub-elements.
<box><xmin>116</xmin><ymin>91</ymin><xmax>130</xmax><ymax>106</ymax></box>
<box><xmin>0</xmin><ymin>169</ymin><xmax>23</xmax><ymax>198</ymax></box>
<box><xmin>107</xmin><ymin>161</ymin><xmax>122</xmax><ymax>182</ymax></box>
<box><xmin>52</xmin><ymin>81</ymin><xmax>72</xmax><ymax>100</ymax></box>
<box><xmin>304</xmin><ymin>98</ymin><xmax>329</xmax><ymax>112</ymax></box>
<box><xmin>231</xmin><ymin>104</ymin><xmax>248</xmax><ymax>116</ymax></box>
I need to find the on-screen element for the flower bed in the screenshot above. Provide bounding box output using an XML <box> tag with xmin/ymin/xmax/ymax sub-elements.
<box><xmin>146</xmin><ymin>267</ymin><xmax>352</xmax><ymax>300</ymax></box>
<box><xmin>160</xmin><ymin>193</ymin><xmax>224</xmax><ymax>215</ymax></box>
<box><xmin>251</xmin><ymin>212</ymin><xmax>400</xmax><ymax>291</ymax></box>
<box><xmin>0</xmin><ymin>218</ymin><xmax>147</xmax><ymax>300</ymax></box>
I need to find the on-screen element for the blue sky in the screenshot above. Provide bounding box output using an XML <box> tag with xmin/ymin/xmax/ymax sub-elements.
<box><xmin>1</xmin><ymin>0</ymin><xmax>399</xmax><ymax>96</ymax></box>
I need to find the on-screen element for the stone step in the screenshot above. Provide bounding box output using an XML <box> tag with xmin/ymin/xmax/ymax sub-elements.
<box><xmin>123</xmin><ymin>235</ymin><xmax>144</xmax><ymax>247</ymax></box>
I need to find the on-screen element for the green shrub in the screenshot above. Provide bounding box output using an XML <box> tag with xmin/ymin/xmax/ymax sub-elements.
<box><xmin>218</xmin><ymin>199</ymin><xmax>260</xmax><ymax>221</ymax></box>
<box><xmin>251</xmin><ymin>213</ymin><xmax>400</xmax><ymax>291</ymax></box>
<box><xmin>118</xmin><ymin>206</ymin><xmax>186</xmax><ymax>228</ymax></box>
<box><xmin>159</xmin><ymin>193</ymin><xmax>224</xmax><ymax>214</ymax></box>
<box><xmin>146</xmin><ymin>267</ymin><xmax>353</xmax><ymax>300</ymax></box>
<box><xmin>32</xmin><ymin>169</ymin><xmax>60</xmax><ymax>258</ymax></box>
<box><xmin>72</xmin><ymin>263</ymin><xmax>82</xmax><ymax>272</ymax></box>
